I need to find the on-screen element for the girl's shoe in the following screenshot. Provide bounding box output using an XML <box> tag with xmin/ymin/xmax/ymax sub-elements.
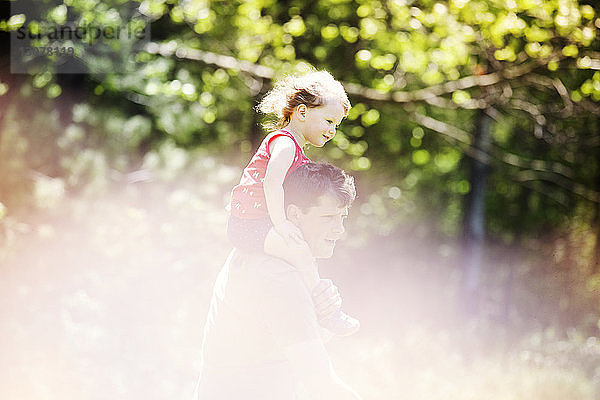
<box><xmin>320</xmin><ymin>310</ymin><xmax>360</xmax><ymax>337</ymax></box>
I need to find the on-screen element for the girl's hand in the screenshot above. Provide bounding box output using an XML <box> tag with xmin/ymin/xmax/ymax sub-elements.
<box><xmin>312</xmin><ymin>279</ymin><xmax>343</xmax><ymax>320</ymax></box>
<box><xmin>274</xmin><ymin>220</ymin><xmax>306</xmax><ymax>246</ymax></box>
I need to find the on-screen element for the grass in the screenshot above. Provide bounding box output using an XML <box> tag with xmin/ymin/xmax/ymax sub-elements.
<box><xmin>0</xmin><ymin>152</ymin><xmax>598</xmax><ymax>400</ymax></box>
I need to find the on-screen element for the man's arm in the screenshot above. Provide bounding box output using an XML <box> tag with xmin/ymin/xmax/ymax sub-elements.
<box><xmin>284</xmin><ymin>339</ymin><xmax>362</xmax><ymax>400</ymax></box>
<box><xmin>259</xmin><ymin>260</ymin><xmax>362</xmax><ymax>399</ymax></box>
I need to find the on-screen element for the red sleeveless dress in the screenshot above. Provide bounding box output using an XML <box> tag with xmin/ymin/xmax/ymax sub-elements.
<box><xmin>227</xmin><ymin>130</ymin><xmax>311</xmax><ymax>251</ymax></box>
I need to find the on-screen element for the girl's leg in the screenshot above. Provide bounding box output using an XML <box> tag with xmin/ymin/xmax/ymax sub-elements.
<box><xmin>263</xmin><ymin>227</ymin><xmax>320</xmax><ymax>290</ymax></box>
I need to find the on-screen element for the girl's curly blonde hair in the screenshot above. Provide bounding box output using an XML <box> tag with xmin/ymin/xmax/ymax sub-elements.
<box><xmin>257</xmin><ymin>70</ymin><xmax>351</xmax><ymax>131</ymax></box>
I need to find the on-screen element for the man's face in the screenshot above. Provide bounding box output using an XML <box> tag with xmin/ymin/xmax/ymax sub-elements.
<box><xmin>289</xmin><ymin>193</ymin><xmax>348</xmax><ymax>258</ymax></box>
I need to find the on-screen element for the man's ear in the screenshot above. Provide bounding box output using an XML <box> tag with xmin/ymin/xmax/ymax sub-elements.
<box><xmin>286</xmin><ymin>203</ymin><xmax>302</xmax><ymax>223</ymax></box>
<box><xmin>295</xmin><ymin>104</ymin><xmax>307</xmax><ymax>121</ymax></box>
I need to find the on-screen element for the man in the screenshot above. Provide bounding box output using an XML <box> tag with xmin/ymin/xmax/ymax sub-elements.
<box><xmin>194</xmin><ymin>163</ymin><xmax>363</xmax><ymax>400</ymax></box>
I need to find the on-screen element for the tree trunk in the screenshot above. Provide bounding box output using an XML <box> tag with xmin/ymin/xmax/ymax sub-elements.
<box><xmin>501</xmin><ymin>186</ymin><xmax>529</xmax><ymax>328</ymax></box>
<box><xmin>461</xmin><ymin>108</ymin><xmax>493</xmax><ymax>317</ymax></box>
<box><xmin>593</xmin><ymin>205</ymin><xmax>600</xmax><ymax>274</ymax></box>
<box><xmin>593</xmin><ymin>117</ymin><xmax>600</xmax><ymax>274</ymax></box>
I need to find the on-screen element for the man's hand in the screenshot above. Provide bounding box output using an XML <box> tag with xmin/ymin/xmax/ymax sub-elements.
<box><xmin>312</xmin><ymin>279</ymin><xmax>342</xmax><ymax>321</ymax></box>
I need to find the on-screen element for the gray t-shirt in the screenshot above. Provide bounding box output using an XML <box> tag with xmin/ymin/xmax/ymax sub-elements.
<box><xmin>194</xmin><ymin>249</ymin><xmax>322</xmax><ymax>400</ymax></box>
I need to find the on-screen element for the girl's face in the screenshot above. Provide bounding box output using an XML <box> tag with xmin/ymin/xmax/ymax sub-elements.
<box><xmin>300</xmin><ymin>99</ymin><xmax>346</xmax><ymax>147</ymax></box>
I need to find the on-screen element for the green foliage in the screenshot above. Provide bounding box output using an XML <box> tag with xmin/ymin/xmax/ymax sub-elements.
<box><xmin>2</xmin><ymin>0</ymin><xmax>599</xmax><ymax>228</ymax></box>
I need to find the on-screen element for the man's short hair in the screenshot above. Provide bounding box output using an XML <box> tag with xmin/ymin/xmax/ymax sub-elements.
<box><xmin>283</xmin><ymin>162</ymin><xmax>356</xmax><ymax>210</ymax></box>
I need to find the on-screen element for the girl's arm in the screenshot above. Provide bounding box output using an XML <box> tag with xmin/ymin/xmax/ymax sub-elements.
<box><xmin>263</xmin><ymin>136</ymin><xmax>298</xmax><ymax>229</ymax></box>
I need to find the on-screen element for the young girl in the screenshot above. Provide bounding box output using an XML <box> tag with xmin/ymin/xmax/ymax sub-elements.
<box><xmin>227</xmin><ymin>70</ymin><xmax>359</xmax><ymax>336</ymax></box>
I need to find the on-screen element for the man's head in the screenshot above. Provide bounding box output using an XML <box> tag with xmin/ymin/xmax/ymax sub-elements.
<box><xmin>283</xmin><ymin>163</ymin><xmax>356</xmax><ymax>258</ymax></box>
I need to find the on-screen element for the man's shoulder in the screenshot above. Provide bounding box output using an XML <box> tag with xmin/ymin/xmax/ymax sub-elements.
<box><xmin>235</xmin><ymin>250</ymin><xmax>297</xmax><ymax>278</ymax></box>
<box><xmin>225</xmin><ymin>249</ymin><xmax>297</xmax><ymax>279</ymax></box>
<box><xmin>224</xmin><ymin>249</ymin><xmax>313</xmax><ymax>316</ymax></box>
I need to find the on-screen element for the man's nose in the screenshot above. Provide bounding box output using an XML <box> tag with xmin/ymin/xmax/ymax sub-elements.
<box><xmin>331</xmin><ymin>217</ymin><xmax>345</xmax><ymax>236</ymax></box>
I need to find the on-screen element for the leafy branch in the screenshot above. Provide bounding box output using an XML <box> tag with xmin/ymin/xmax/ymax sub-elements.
<box><xmin>143</xmin><ymin>40</ymin><xmax>600</xmax><ymax>204</ymax></box>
